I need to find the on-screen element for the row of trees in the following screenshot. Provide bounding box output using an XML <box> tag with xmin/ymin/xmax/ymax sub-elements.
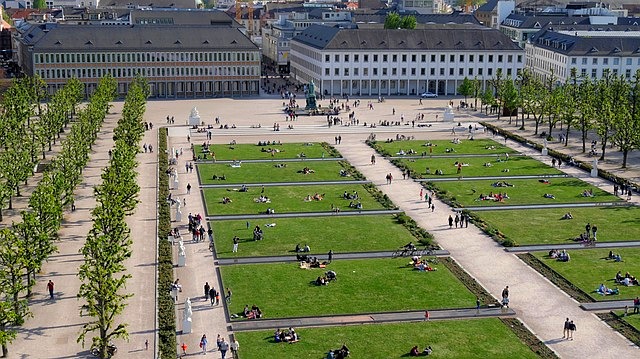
<box><xmin>458</xmin><ymin>69</ymin><xmax>640</xmax><ymax>168</ymax></box>
<box><xmin>0</xmin><ymin>76</ymin><xmax>117</xmax><ymax>357</ymax></box>
<box><xmin>0</xmin><ymin>76</ymin><xmax>84</xmax><ymax>221</ymax></box>
<box><xmin>77</xmin><ymin>76</ymin><xmax>148</xmax><ymax>359</ymax></box>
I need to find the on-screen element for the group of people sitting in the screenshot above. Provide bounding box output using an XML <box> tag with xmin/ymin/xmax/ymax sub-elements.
<box><xmin>453</xmin><ymin>161</ymin><xmax>470</xmax><ymax>167</ymax></box>
<box><xmin>492</xmin><ymin>181</ymin><xmax>514</xmax><ymax>187</ymax></box>
<box><xmin>230</xmin><ymin>160</ymin><xmax>242</xmax><ymax>168</ymax></box>
<box><xmin>597</xmin><ymin>283</ymin><xmax>619</xmax><ymax>296</ymax></box>
<box><xmin>543</xmin><ymin>193</ymin><xmax>556</xmax><ymax>199</ymax></box>
<box><xmin>264</xmin><ymin>208</ymin><xmax>276</xmax><ymax>214</ymax></box>
<box><xmin>243</xmin><ymin>304</ymin><xmax>263</xmax><ymax>320</ymax></box>
<box><xmin>444</xmin><ymin>147</ymin><xmax>456</xmax><ymax>153</ymax></box>
<box><xmin>409</xmin><ymin>345</ymin><xmax>433</xmax><ymax>356</ymax></box>
<box><xmin>343</xmin><ymin>191</ymin><xmax>359</xmax><ymax>200</ymax></box>
<box><xmin>261</xmin><ymin>148</ymin><xmax>283</xmax><ymax>156</ymax></box>
<box><xmin>274</xmin><ymin>328</ymin><xmax>299</xmax><ymax>343</ymax></box>
<box><xmin>396</xmin><ymin>149</ymin><xmax>418</xmax><ymax>156</ymax></box>
<box><xmin>326</xmin><ymin>344</ymin><xmax>350</xmax><ymax>359</ymax></box>
<box><xmin>476</xmin><ymin>192</ymin><xmax>509</xmax><ymax>202</ymax></box>
<box><xmin>298</xmin><ymin>167</ymin><xmax>315</xmax><ymax>174</ymax></box>
<box><xmin>257</xmin><ymin>141</ymin><xmax>282</xmax><ymax>146</ymax></box>
<box><xmin>607</xmin><ymin>250</ymin><xmax>623</xmax><ymax>262</ymax></box>
<box><xmin>561</xmin><ymin>212</ymin><xmax>574</xmax><ymax>220</ymax></box>
<box><xmin>238</xmin><ymin>185</ymin><xmax>249</xmax><ymax>192</ymax></box>
<box><xmin>615</xmin><ymin>271</ymin><xmax>638</xmax><ymax>286</ymax></box>
<box><xmin>451</xmin><ymin>138</ymin><xmax>461</xmax><ymax>144</ymax></box>
<box><xmin>221</xmin><ymin>197</ymin><xmax>232</xmax><ymax>204</ymax></box>
<box><xmin>255</xmin><ymin>195</ymin><xmax>271</xmax><ymax>203</ymax></box>
<box><xmin>295</xmin><ymin>244</ymin><xmax>311</xmax><ymax>253</ymax></box>
<box><xmin>425</xmin><ymin>168</ymin><xmax>444</xmax><ymax>175</ymax></box>
<box><xmin>483</xmin><ymin>162</ymin><xmax>493</xmax><ymax>167</ymax></box>
<box><xmin>304</xmin><ymin>193</ymin><xmax>324</xmax><ymax>202</ymax></box>
<box><xmin>274</xmin><ymin>163</ymin><xmax>287</xmax><ymax>168</ymax></box>
<box><xmin>549</xmin><ymin>249</ymin><xmax>570</xmax><ymax>262</ymax></box>
<box><xmin>582</xmin><ymin>189</ymin><xmax>595</xmax><ymax>197</ymax></box>
<box><xmin>211</xmin><ymin>174</ymin><xmax>227</xmax><ymax>181</ymax></box>
<box><xmin>339</xmin><ymin>169</ymin><xmax>351</xmax><ymax>177</ymax></box>
<box><xmin>411</xmin><ymin>256</ymin><xmax>436</xmax><ymax>272</ymax></box>
<box><xmin>253</xmin><ymin>226</ymin><xmax>264</xmax><ymax>241</ymax></box>
<box><xmin>315</xmin><ymin>271</ymin><xmax>337</xmax><ymax>286</ymax></box>
<box><xmin>348</xmin><ymin>201</ymin><xmax>363</xmax><ymax>209</ymax></box>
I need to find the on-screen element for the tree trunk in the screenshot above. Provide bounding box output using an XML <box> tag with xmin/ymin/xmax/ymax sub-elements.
<box><xmin>8</xmin><ymin>196</ymin><xmax>12</xmax><ymax>210</ymax></box>
<box><xmin>600</xmin><ymin>134</ymin><xmax>609</xmax><ymax>161</ymax></box>
<box><xmin>622</xmin><ymin>150</ymin><xmax>628</xmax><ymax>168</ymax></box>
<box><xmin>534</xmin><ymin>118</ymin><xmax>539</xmax><ymax>135</ymax></box>
<box><xmin>564</xmin><ymin>126</ymin><xmax>570</xmax><ymax>147</ymax></box>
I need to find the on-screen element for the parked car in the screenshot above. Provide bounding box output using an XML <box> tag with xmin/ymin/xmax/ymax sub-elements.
<box><xmin>420</xmin><ymin>92</ymin><xmax>438</xmax><ymax>98</ymax></box>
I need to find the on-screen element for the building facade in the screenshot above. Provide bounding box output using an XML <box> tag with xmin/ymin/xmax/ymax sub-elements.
<box><xmin>525</xmin><ymin>24</ymin><xmax>640</xmax><ymax>83</ymax></box>
<box><xmin>14</xmin><ymin>9</ymin><xmax>260</xmax><ymax>98</ymax></box>
<box><xmin>290</xmin><ymin>24</ymin><xmax>524</xmax><ymax>96</ymax></box>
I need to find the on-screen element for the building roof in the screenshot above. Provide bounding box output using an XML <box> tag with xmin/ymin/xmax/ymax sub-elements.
<box><xmin>353</xmin><ymin>12</ymin><xmax>480</xmax><ymax>25</ymax></box>
<box><xmin>293</xmin><ymin>24</ymin><xmax>523</xmax><ymax>51</ymax></box>
<box><xmin>99</xmin><ymin>0</ymin><xmax>198</xmax><ymax>8</ymax></box>
<box><xmin>476</xmin><ymin>0</ymin><xmax>499</xmax><ymax>13</ymax></box>
<box><xmin>529</xmin><ymin>24</ymin><xmax>640</xmax><ymax>56</ymax></box>
<box><xmin>19</xmin><ymin>24</ymin><xmax>258</xmax><ymax>52</ymax></box>
<box><xmin>502</xmin><ymin>13</ymin><xmax>591</xmax><ymax>28</ymax></box>
<box><xmin>129</xmin><ymin>8</ymin><xmax>240</xmax><ymax>26</ymax></box>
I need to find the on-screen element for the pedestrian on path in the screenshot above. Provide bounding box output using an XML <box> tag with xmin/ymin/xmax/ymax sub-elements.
<box><xmin>183</xmin><ymin>198</ymin><xmax>186</xmax><ymax>207</ymax></box>
<box><xmin>454</xmin><ymin>214</ymin><xmax>460</xmax><ymax>228</ymax></box>
<box><xmin>328</xmin><ymin>250</ymin><xmax>333</xmax><ymax>263</ymax></box>
<box><xmin>633</xmin><ymin>297</ymin><xmax>639</xmax><ymax>314</ymax></box>
<box><xmin>592</xmin><ymin>225</ymin><xmax>598</xmax><ymax>241</ymax></box>
<box><xmin>145</xmin><ymin>339</ymin><xmax>149</xmax><ymax>350</ymax></box>
<box><xmin>464</xmin><ymin>214</ymin><xmax>469</xmax><ymax>228</ymax></box>
<box><xmin>209</xmin><ymin>287</ymin><xmax>216</xmax><ymax>305</ymax></box>
<box><xmin>424</xmin><ymin>310</ymin><xmax>430</xmax><ymax>321</ymax></box>
<box><xmin>568</xmin><ymin>320</ymin><xmax>576</xmax><ymax>340</ymax></box>
<box><xmin>200</xmin><ymin>334</ymin><xmax>208</xmax><ymax>354</ymax></box>
<box><xmin>232</xmin><ymin>236</ymin><xmax>239</xmax><ymax>253</ymax></box>
<box><xmin>204</xmin><ymin>282</ymin><xmax>210</xmax><ymax>301</ymax></box>
<box><xmin>338</xmin><ymin>135</ymin><xmax>342</xmax><ymax>144</ymax></box>
<box><xmin>476</xmin><ymin>298</ymin><xmax>481</xmax><ymax>313</ymax></box>
<box><xmin>187</xmin><ymin>183</ymin><xmax>191</xmax><ymax>195</ymax></box>
<box><xmin>47</xmin><ymin>280</ymin><xmax>54</xmax><ymax>299</ymax></box>
<box><xmin>419</xmin><ymin>189</ymin><xmax>423</xmax><ymax>201</ymax></box>
<box><xmin>219</xmin><ymin>339</ymin><xmax>229</xmax><ymax>359</ymax></box>
<box><xmin>448</xmin><ymin>215</ymin><xmax>453</xmax><ymax>228</ymax></box>
<box><xmin>181</xmin><ymin>342</ymin><xmax>188</xmax><ymax>356</ymax></box>
<box><xmin>216</xmin><ymin>334</ymin><xmax>223</xmax><ymax>351</ymax></box>
<box><xmin>431</xmin><ymin>204</ymin><xmax>435</xmax><ymax>212</ymax></box>
<box><xmin>230</xmin><ymin>338</ymin><xmax>239</xmax><ymax>358</ymax></box>
<box><xmin>563</xmin><ymin>318</ymin><xmax>571</xmax><ymax>339</ymax></box>
<box><xmin>428</xmin><ymin>195</ymin><xmax>432</xmax><ymax>208</ymax></box>
<box><xmin>371</xmin><ymin>154</ymin><xmax>376</xmax><ymax>165</ymax></box>
<box><xmin>501</xmin><ymin>286</ymin><xmax>510</xmax><ymax>307</ymax></box>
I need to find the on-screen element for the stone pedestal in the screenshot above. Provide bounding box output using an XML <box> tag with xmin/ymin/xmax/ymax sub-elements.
<box><xmin>591</xmin><ymin>159</ymin><xmax>598</xmax><ymax>177</ymax></box>
<box><xmin>168</xmin><ymin>235</ymin><xmax>175</xmax><ymax>244</ymax></box>
<box><xmin>541</xmin><ymin>148</ymin><xmax>548</xmax><ymax>156</ymax></box>
<box><xmin>172</xmin><ymin>176</ymin><xmax>179</xmax><ymax>190</ymax></box>
<box><xmin>443</xmin><ymin>106</ymin><xmax>454</xmax><ymax>122</ymax></box>
<box><xmin>175</xmin><ymin>206</ymin><xmax>182</xmax><ymax>222</ymax></box>
<box><xmin>182</xmin><ymin>317</ymin><xmax>192</xmax><ymax>334</ymax></box>
<box><xmin>178</xmin><ymin>241</ymin><xmax>186</xmax><ymax>267</ymax></box>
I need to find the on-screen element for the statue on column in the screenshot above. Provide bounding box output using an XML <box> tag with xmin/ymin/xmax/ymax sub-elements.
<box><xmin>305</xmin><ymin>81</ymin><xmax>318</xmax><ymax>110</ymax></box>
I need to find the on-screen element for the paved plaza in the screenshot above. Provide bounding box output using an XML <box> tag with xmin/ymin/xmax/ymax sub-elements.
<box><xmin>9</xmin><ymin>94</ymin><xmax>640</xmax><ymax>358</ymax></box>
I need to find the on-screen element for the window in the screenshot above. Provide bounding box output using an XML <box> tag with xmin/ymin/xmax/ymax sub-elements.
<box><xmin>488</xmin><ymin>68</ymin><xmax>493</xmax><ymax>76</ymax></box>
<box><xmin>517</xmin><ymin>55</ymin><xmax>522</xmax><ymax>63</ymax></box>
<box><xmin>354</xmin><ymin>55</ymin><xmax>359</xmax><ymax>62</ymax></box>
<box><xmin>402</xmin><ymin>54</ymin><xmax>407</xmax><ymax>62</ymax></box>
<box><xmin>627</xmin><ymin>58</ymin><xmax>632</xmax><ymax>66</ymax></box>
<box><xmin>603</xmin><ymin>58</ymin><xmax>608</xmax><ymax>65</ymax></box>
<box><xmin>373</xmin><ymin>54</ymin><xmax>378</xmax><ymax>62</ymax></box>
<box><xmin>364</xmin><ymin>55</ymin><xmax>368</xmax><ymax>62</ymax></box>
<box><xmin>459</xmin><ymin>55</ymin><xmax>464</xmax><ymax>62</ymax></box>
<box><xmin>613</xmin><ymin>58</ymin><xmax>619</xmax><ymax>65</ymax></box>
<box><xmin>373</xmin><ymin>68</ymin><xmax>378</xmax><ymax>75</ymax></box>
<box><xmin>392</xmin><ymin>54</ymin><xmax>397</xmax><ymax>62</ymax></box>
<box><xmin>392</xmin><ymin>68</ymin><xmax>397</xmax><ymax>75</ymax></box>
<box><xmin>498</xmin><ymin>55</ymin><xmax>503</xmax><ymax>62</ymax></box>
<box><xmin>430</xmin><ymin>68</ymin><xmax>435</xmax><ymax>75</ymax></box>
<box><xmin>449</xmin><ymin>68</ymin><xmax>454</xmax><ymax>75</ymax></box>
<box><xmin>383</xmin><ymin>68</ymin><xmax>387</xmax><ymax>75</ymax></box>
<box><xmin>439</xmin><ymin>68</ymin><xmax>444</xmax><ymax>75</ymax></box>
<box><xmin>470</xmin><ymin>55</ymin><xmax>474</xmax><ymax>62</ymax></box>
<box><xmin>468</xmin><ymin>68</ymin><xmax>473</xmax><ymax>75</ymax></box>
<box><xmin>440</xmin><ymin>54</ymin><xmax>445</xmax><ymax>62</ymax></box>
<box><xmin>354</xmin><ymin>68</ymin><xmax>359</xmax><ymax>76</ymax></box>
<box><xmin>344</xmin><ymin>55</ymin><xmax>349</xmax><ymax>62</ymax></box>
<box><xmin>411</xmin><ymin>68</ymin><xmax>416</xmax><ymax>75</ymax></box>
<box><xmin>478</xmin><ymin>68</ymin><xmax>483</xmax><ymax>75</ymax></box>
<box><xmin>334</xmin><ymin>68</ymin><xmax>339</xmax><ymax>75</ymax></box>
<box><xmin>626</xmin><ymin>69</ymin><xmax>631</xmax><ymax>78</ymax></box>
<box><xmin>335</xmin><ymin>54</ymin><xmax>339</xmax><ymax>62</ymax></box>
<box><xmin>344</xmin><ymin>68</ymin><xmax>349</xmax><ymax>76</ymax></box>
<box><xmin>488</xmin><ymin>55</ymin><xmax>493</xmax><ymax>62</ymax></box>
<box><xmin>592</xmin><ymin>58</ymin><xmax>597</xmax><ymax>65</ymax></box>
<box><xmin>571</xmin><ymin>58</ymin><xmax>577</xmax><ymax>64</ymax></box>
<box><xmin>581</xmin><ymin>68</ymin><xmax>587</xmax><ymax>76</ymax></box>
<box><xmin>325</xmin><ymin>68</ymin><xmax>329</xmax><ymax>75</ymax></box>
<box><xmin>413</xmin><ymin>55</ymin><xmax>417</xmax><ymax>62</ymax></box>
<box><xmin>402</xmin><ymin>68</ymin><xmax>407</xmax><ymax>75</ymax></box>
<box><xmin>363</xmin><ymin>68</ymin><xmax>368</xmax><ymax>76</ymax></box>
<box><xmin>582</xmin><ymin>58</ymin><xmax>587</xmax><ymax>65</ymax></box>
<box><xmin>507</xmin><ymin>69</ymin><xmax>512</xmax><ymax>76</ymax></box>
<box><xmin>383</xmin><ymin>55</ymin><xmax>388</xmax><ymax>62</ymax></box>
<box><xmin>459</xmin><ymin>68</ymin><xmax>463</xmax><ymax>75</ymax></box>
<box><xmin>449</xmin><ymin>55</ymin><xmax>454</xmax><ymax>62</ymax></box>
<box><xmin>420</xmin><ymin>68</ymin><xmax>425</xmax><ymax>75</ymax></box>
<box><xmin>325</xmin><ymin>55</ymin><xmax>330</xmax><ymax>62</ymax></box>
<box><xmin>431</xmin><ymin>55</ymin><xmax>435</xmax><ymax>62</ymax></box>
<box><xmin>592</xmin><ymin>69</ymin><xmax>597</xmax><ymax>78</ymax></box>
<box><xmin>508</xmin><ymin>55</ymin><xmax>513</xmax><ymax>62</ymax></box>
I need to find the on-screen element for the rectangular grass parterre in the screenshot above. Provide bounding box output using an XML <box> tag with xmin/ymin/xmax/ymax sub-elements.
<box><xmin>477</xmin><ymin>206</ymin><xmax>640</xmax><ymax>245</ymax></box>
<box><xmin>433</xmin><ymin>178</ymin><xmax>620</xmax><ymax>207</ymax></box>
<box><xmin>373</xmin><ymin>138</ymin><xmax>517</xmax><ymax>157</ymax></box>
<box><xmin>203</xmin><ymin>184</ymin><xmax>384</xmax><ymax>216</ymax></box>
<box><xmin>234</xmin><ymin>319</ymin><xmax>539</xmax><ymax>359</ymax></box>
<box><xmin>211</xmin><ymin>215</ymin><xmax>417</xmax><ymax>258</ymax></box>
<box><xmin>193</xmin><ymin>142</ymin><xmax>336</xmax><ymax>160</ymax></box>
<box><xmin>198</xmin><ymin>160</ymin><xmax>353</xmax><ymax>185</ymax></box>
<box><xmin>533</xmin><ymin>249</ymin><xmax>640</xmax><ymax>301</ymax></box>
<box><xmin>399</xmin><ymin>155</ymin><xmax>562</xmax><ymax>178</ymax></box>
<box><xmin>221</xmin><ymin>258</ymin><xmax>476</xmax><ymax>319</ymax></box>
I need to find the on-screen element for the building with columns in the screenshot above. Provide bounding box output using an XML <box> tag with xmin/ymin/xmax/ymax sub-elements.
<box><xmin>290</xmin><ymin>24</ymin><xmax>524</xmax><ymax>97</ymax></box>
<box><xmin>14</xmin><ymin>9</ymin><xmax>260</xmax><ymax>98</ymax></box>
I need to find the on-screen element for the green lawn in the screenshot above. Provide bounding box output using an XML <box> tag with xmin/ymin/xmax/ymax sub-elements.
<box><xmin>221</xmin><ymin>258</ymin><xmax>476</xmax><ymax>319</ymax></box>
<box><xmin>194</xmin><ymin>142</ymin><xmax>336</xmax><ymax>161</ymax></box>
<box><xmin>198</xmin><ymin>160</ymin><xmax>353</xmax><ymax>185</ymax></box>
<box><xmin>399</xmin><ymin>155</ymin><xmax>562</xmax><ymax>179</ymax></box>
<box><xmin>234</xmin><ymin>319</ymin><xmax>539</xmax><ymax>359</ymax></box>
<box><xmin>533</xmin><ymin>249</ymin><xmax>640</xmax><ymax>300</ymax></box>
<box><xmin>374</xmin><ymin>138</ymin><xmax>518</xmax><ymax>157</ymax></box>
<box><xmin>434</xmin><ymin>178</ymin><xmax>620</xmax><ymax>207</ymax></box>
<box><xmin>616</xmin><ymin>310</ymin><xmax>640</xmax><ymax>331</ymax></box>
<box><xmin>478</xmin><ymin>206</ymin><xmax>640</xmax><ymax>245</ymax></box>
<box><xmin>203</xmin><ymin>184</ymin><xmax>384</xmax><ymax>216</ymax></box>
<box><xmin>212</xmin><ymin>215</ymin><xmax>416</xmax><ymax>258</ymax></box>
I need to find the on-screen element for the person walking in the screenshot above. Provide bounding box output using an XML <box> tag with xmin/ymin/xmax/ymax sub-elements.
<box><xmin>209</xmin><ymin>287</ymin><xmax>216</xmax><ymax>306</ymax></box>
<box><xmin>47</xmin><ymin>280</ymin><xmax>54</xmax><ymax>299</ymax></box>
<box><xmin>226</xmin><ymin>288</ymin><xmax>232</xmax><ymax>303</ymax></box>
<box><xmin>563</xmin><ymin>318</ymin><xmax>571</xmax><ymax>339</ymax></box>
<box><xmin>232</xmin><ymin>236</ymin><xmax>239</xmax><ymax>253</ymax></box>
<box><xmin>592</xmin><ymin>225</ymin><xmax>598</xmax><ymax>241</ymax></box>
<box><xmin>464</xmin><ymin>214</ymin><xmax>469</xmax><ymax>228</ymax></box>
<box><xmin>200</xmin><ymin>334</ymin><xmax>208</xmax><ymax>354</ymax></box>
<box><xmin>501</xmin><ymin>286</ymin><xmax>509</xmax><ymax>307</ymax></box>
<box><xmin>371</xmin><ymin>154</ymin><xmax>376</xmax><ymax>165</ymax></box>
<box><xmin>419</xmin><ymin>188</ymin><xmax>423</xmax><ymax>201</ymax></box>
<box><xmin>219</xmin><ymin>338</ymin><xmax>229</xmax><ymax>359</ymax></box>
<box><xmin>427</xmin><ymin>195</ymin><xmax>432</xmax><ymax>208</ymax></box>
<box><xmin>204</xmin><ymin>282</ymin><xmax>210</xmax><ymax>301</ymax></box>
<box><xmin>187</xmin><ymin>183</ymin><xmax>192</xmax><ymax>195</ymax></box>
<box><xmin>181</xmin><ymin>342</ymin><xmax>188</xmax><ymax>356</ymax></box>
<box><xmin>328</xmin><ymin>250</ymin><xmax>333</xmax><ymax>263</ymax></box>
<box><xmin>454</xmin><ymin>214</ymin><xmax>460</xmax><ymax>228</ymax></box>
<box><xmin>424</xmin><ymin>310</ymin><xmax>430</xmax><ymax>321</ymax></box>
<box><xmin>230</xmin><ymin>338</ymin><xmax>239</xmax><ymax>358</ymax></box>
<box><xmin>216</xmin><ymin>334</ymin><xmax>223</xmax><ymax>351</ymax></box>
<box><xmin>448</xmin><ymin>215</ymin><xmax>453</xmax><ymax>229</ymax></box>
<box><xmin>568</xmin><ymin>320</ymin><xmax>576</xmax><ymax>340</ymax></box>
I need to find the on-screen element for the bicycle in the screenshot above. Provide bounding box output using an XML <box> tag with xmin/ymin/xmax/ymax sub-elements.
<box><xmin>91</xmin><ymin>343</ymin><xmax>117</xmax><ymax>358</ymax></box>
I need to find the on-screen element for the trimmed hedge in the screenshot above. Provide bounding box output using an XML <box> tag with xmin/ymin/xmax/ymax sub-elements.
<box><xmin>320</xmin><ymin>142</ymin><xmax>341</xmax><ymax>158</ymax></box>
<box><xmin>157</xmin><ymin>128</ymin><xmax>176</xmax><ymax>358</ymax></box>
<box><xmin>393</xmin><ymin>213</ymin><xmax>435</xmax><ymax>247</ymax></box>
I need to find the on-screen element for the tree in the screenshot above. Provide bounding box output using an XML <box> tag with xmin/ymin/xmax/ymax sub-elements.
<box><xmin>518</xmin><ymin>70</ymin><xmax>546</xmax><ymax>133</ymax></box>
<box><xmin>384</xmin><ymin>13</ymin><xmax>416</xmax><ymax>29</ymax></box>
<box><xmin>457</xmin><ymin>77</ymin><xmax>474</xmax><ymax>104</ymax></box>
<box><xmin>576</xmin><ymin>75</ymin><xmax>596</xmax><ymax>153</ymax></box>
<box><xmin>610</xmin><ymin>74</ymin><xmax>637</xmax><ymax>167</ymax></box>
<box><xmin>32</xmin><ymin>0</ymin><xmax>47</xmax><ymax>9</ymax></box>
<box><xmin>500</xmin><ymin>79</ymin><xmax>519</xmax><ymax>124</ymax></box>
<box><xmin>471</xmin><ymin>76</ymin><xmax>481</xmax><ymax>110</ymax></box>
<box><xmin>480</xmin><ymin>89</ymin><xmax>495</xmax><ymax>115</ymax></box>
<box><xmin>595</xmin><ymin>71</ymin><xmax>616</xmax><ymax>161</ymax></box>
<box><xmin>560</xmin><ymin>69</ymin><xmax>580</xmax><ymax>147</ymax></box>
<box><xmin>400</xmin><ymin>15</ymin><xmax>417</xmax><ymax>30</ymax></box>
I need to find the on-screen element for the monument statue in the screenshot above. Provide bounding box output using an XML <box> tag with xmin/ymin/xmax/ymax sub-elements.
<box><xmin>443</xmin><ymin>105</ymin><xmax>454</xmax><ymax>122</ymax></box>
<box><xmin>184</xmin><ymin>297</ymin><xmax>193</xmax><ymax>320</ymax></box>
<box><xmin>305</xmin><ymin>81</ymin><xmax>318</xmax><ymax>111</ymax></box>
<box><xmin>188</xmin><ymin>107</ymin><xmax>201</xmax><ymax>126</ymax></box>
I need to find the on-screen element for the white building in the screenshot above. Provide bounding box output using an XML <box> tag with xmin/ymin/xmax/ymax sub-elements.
<box><xmin>290</xmin><ymin>24</ymin><xmax>524</xmax><ymax>96</ymax></box>
<box><xmin>525</xmin><ymin>24</ymin><xmax>640</xmax><ymax>82</ymax></box>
